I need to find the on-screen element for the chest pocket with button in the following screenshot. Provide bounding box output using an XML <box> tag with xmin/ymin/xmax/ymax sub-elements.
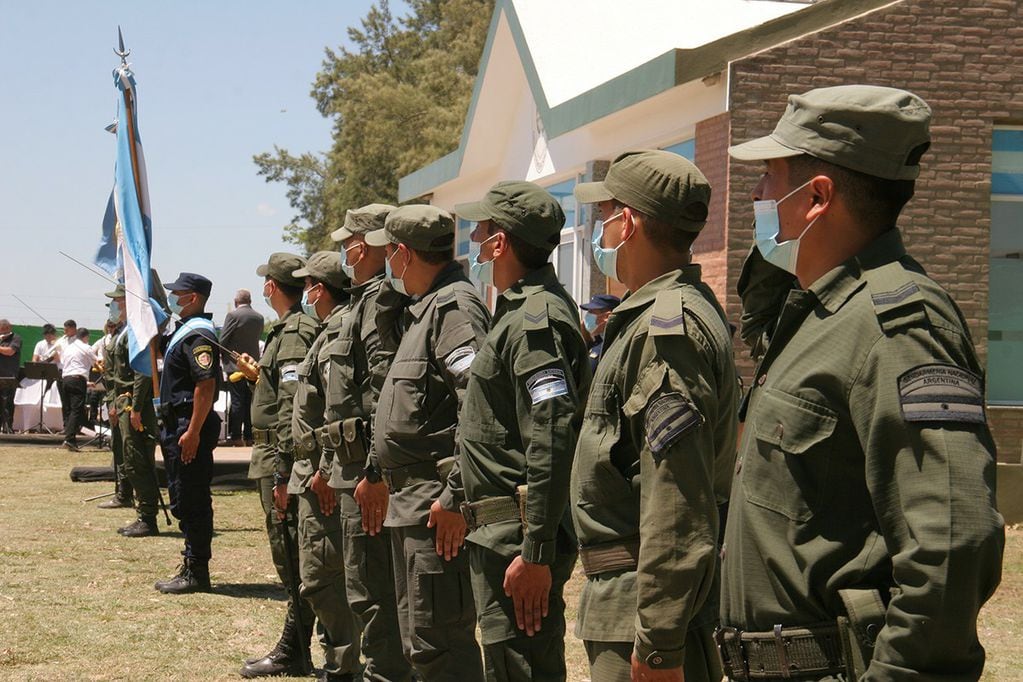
<box><xmin>461</xmin><ymin>344</ymin><xmax>508</xmax><ymax>446</ymax></box>
<box><xmin>384</xmin><ymin>357</ymin><xmax>430</xmax><ymax>441</ymax></box>
<box><xmin>325</xmin><ymin>337</ymin><xmax>355</xmax><ymax>417</ymax></box>
<box><xmin>743</xmin><ymin>388</ymin><xmax>837</xmax><ymax>523</ymax></box>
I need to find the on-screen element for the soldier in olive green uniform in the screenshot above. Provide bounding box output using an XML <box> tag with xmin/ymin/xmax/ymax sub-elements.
<box><xmin>368</xmin><ymin>205</ymin><xmax>488</xmax><ymax>681</ymax></box>
<box><xmin>240</xmin><ymin>252</ymin><xmax>321</xmax><ymax>679</ymax></box>
<box><xmin>104</xmin><ymin>285</ymin><xmax>161</xmax><ymax>537</ymax></box>
<box><xmin>719</xmin><ymin>86</ymin><xmax>1004</xmax><ymax>681</ymax></box>
<box><xmin>454</xmin><ymin>182</ymin><xmax>590</xmax><ymax>682</ymax></box>
<box><xmin>96</xmin><ymin>310</ymin><xmax>132</xmax><ymax>511</ymax></box>
<box><xmin>324</xmin><ymin>204</ymin><xmax>414</xmax><ymax>682</ymax></box>
<box><xmin>289</xmin><ymin>251</ymin><xmax>361</xmax><ymax>682</ymax></box>
<box><xmin>571</xmin><ymin>151</ymin><xmax>739</xmax><ymax>682</ymax></box>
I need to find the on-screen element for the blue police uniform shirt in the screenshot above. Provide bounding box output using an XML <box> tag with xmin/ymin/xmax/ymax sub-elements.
<box><xmin>160</xmin><ymin>314</ymin><xmax>222</xmax><ymax>410</ymax></box>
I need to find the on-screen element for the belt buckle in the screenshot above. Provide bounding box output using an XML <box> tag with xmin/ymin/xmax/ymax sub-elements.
<box><xmin>459</xmin><ymin>501</ymin><xmax>478</xmax><ymax>531</ymax></box>
<box><xmin>713</xmin><ymin>626</ymin><xmax>749</xmax><ymax>681</ymax></box>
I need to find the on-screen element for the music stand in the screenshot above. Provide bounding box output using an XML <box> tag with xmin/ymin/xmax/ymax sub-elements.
<box><xmin>22</xmin><ymin>362</ymin><xmax>61</xmax><ymax>434</ymax></box>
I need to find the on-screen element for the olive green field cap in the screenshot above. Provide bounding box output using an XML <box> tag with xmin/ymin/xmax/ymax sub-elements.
<box><xmin>331</xmin><ymin>203</ymin><xmax>396</xmax><ymax>242</ymax></box>
<box><xmin>104</xmin><ymin>283</ymin><xmax>126</xmax><ymax>298</ymax></box>
<box><xmin>256</xmin><ymin>252</ymin><xmax>306</xmax><ymax>288</ymax></box>
<box><xmin>454</xmin><ymin>181</ymin><xmax>565</xmax><ymax>251</ymax></box>
<box><xmin>292</xmin><ymin>251</ymin><xmax>349</xmax><ymax>290</ymax></box>
<box><xmin>366</xmin><ymin>205</ymin><xmax>456</xmax><ymax>252</ymax></box>
<box><xmin>728</xmin><ymin>84</ymin><xmax>931</xmax><ymax>180</ymax></box>
<box><xmin>574</xmin><ymin>150</ymin><xmax>711</xmax><ymax>232</ymax></box>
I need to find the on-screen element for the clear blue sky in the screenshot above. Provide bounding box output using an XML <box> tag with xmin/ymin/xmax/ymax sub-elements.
<box><xmin>0</xmin><ymin>1</ymin><xmax>395</xmax><ymax>330</ymax></box>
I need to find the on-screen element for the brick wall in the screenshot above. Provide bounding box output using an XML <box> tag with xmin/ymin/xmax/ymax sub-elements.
<box><xmin>694</xmin><ymin>112</ymin><xmax>732</xmax><ymax>305</ymax></box>
<box><xmin>726</xmin><ymin>0</ymin><xmax>1023</xmax><ymax>460</ymax></box>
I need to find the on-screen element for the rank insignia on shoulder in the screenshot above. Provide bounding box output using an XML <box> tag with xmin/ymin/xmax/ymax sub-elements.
<box><xmin>445</xmin><ymin>346</ymin><xmax>476</xmax><ymax>376</ymax></box>
<box><xmin>194</xmin><ymin>351</ymin><xmax>212</xmax><ymax>371</ymax></box>
<box><xmin>280</xmin><ymin>364</ymin><xmax>299</xmax><ymax>383</ymax></box>
<box><xmin>526</xmin><ymin>367</ymin><xmax>569</xmax><ymax>404</ymax></box>
<box><xmin>897</xmin><ymin>364</ymin><xmax>985</xmax><ymax>424</ymax></box>
<box><xmin>645</xmin><ymin>392</ymin><xmax>703</xmax><ymax>455</ymax></box>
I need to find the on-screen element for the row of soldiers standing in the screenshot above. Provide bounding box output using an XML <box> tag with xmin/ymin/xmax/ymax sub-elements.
<box><xmin>104</xmin><ymin>84</ymin><xmax>1003</xmax><ymax>682</ymax></box>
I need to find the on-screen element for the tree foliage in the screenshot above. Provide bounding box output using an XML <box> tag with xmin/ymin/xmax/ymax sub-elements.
<box><xmin>255</xmin><ymin>0</ymin><xmax>494</xmax><ymax>253</ymax></box>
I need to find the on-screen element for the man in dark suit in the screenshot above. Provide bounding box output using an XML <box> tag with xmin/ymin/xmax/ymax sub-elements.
<box><xmin>220</xmin><ymin>289</ymin><xmax>264</xmax><ymax>446</ymax></box>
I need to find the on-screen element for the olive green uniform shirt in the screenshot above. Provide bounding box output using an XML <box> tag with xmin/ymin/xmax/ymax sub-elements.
<box><xmin>721</xmin><ymin>229</ymin><xmax>1005</xmax><ymax>680</ymax></box>
<box><xmin>290</xmin><ymin>303</ymin><xmax>347</xmax><ymax>494</ymax></box>
<box><xmin>249</xmin><ymin>304</ymin><xmax>320</xmax><ymax>479</ymax></box>
<box><xmin>460</xmin><ymin>264</ymin><xmax>591</xmax><ymax>565</ymax></box>
<box><xmin>108</xmin><ymin>328</ymin><xmax>156</xmax><ymax>416</ymax></box>
<box><xmin>571</xmin><ymin>266</ymin><xmax>738</xmax><ymax>668</ymax></box>
<box><xmin>374</xmin><ymin>261</ymin><xmax>490</xmax><ymax>526</ymax></box>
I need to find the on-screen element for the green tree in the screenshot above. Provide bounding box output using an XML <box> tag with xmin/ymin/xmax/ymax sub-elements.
<box><xmin>255</xmin><ymin>0</ymin><xmax>493</xmax><ymax>253</ymax></box>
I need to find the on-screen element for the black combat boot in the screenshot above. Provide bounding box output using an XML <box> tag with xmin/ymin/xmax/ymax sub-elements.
<box><xmin>118</xmin><ymin>517</ymin><xmax>160</xmax><ymax>537</ymax></box>
<box><xmin>154</xmin><ymin>559</ymin><xmax>212</xmax><ymax>594</ymax></box>
<box><xmin>97</xmin><ymin>496</ymin><xmax>133</xmax><ymax>509</ymax></box>
<box><xmin>239</xmin><ymin>601</ymin><xmax>313</xmax><ymax>677</ymax></box>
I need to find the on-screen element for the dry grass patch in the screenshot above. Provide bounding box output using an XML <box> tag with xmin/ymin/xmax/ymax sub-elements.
<box><xmin>0</xmin><ymin>445</ymin><xmax>1017</xmax><ymax>681</ymax></box>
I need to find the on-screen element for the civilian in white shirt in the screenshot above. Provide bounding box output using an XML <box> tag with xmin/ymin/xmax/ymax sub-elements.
<box><xmin>32</xmin><ymin>323</ymin><xmax>61</xmax><ymax>364</ymax></box>
<box><xmin>54</xmin><ymin>319</ymin><xmax>77</xmax><ymax>426</ymax></box>
<box><xmin>62</xmin><ymin>327</ymin><xmax>96</xmax><ymax>451</ymax></box>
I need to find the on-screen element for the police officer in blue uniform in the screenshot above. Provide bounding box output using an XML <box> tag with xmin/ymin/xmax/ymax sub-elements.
<box><xmin>154</xmin><ymin>272</ymin><xmax>222</xmax><ymax>595</ymax></box>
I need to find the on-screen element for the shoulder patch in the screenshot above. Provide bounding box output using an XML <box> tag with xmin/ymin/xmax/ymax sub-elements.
<box><xmin>526</xmin><ymin>367</ymin><xmax>569</xmax><ymax>404</ymax></box>
<box><xmin>193</xmin><ymin>347</ymin><xmax>213</xmax><ymax>371</ymax></box>
<box><xmin>523</xmin><ymin>295</ymin><xmax>549</xmax><ymax>332</ymax></box>
<box><xmin>280</xmin><ymin>363</ymin><xmax>300</xmax><ymax>383</ymax></box>
<box><xmin>898</xmin><ymin>364</ymin><xmax>985</xmax><ymax>424</ymax></box>
<box><xmin>444</xmin><ymin>346</ymin><xmax>476</xmax><ymax>376</ymax></box>
<box><xmin>645</xmin><ymin>392</ymin><xmax>703</xmax><ymax>455</ymax></box>
<box><xmin>649</xmin><ymin>289</ymin><xmax>687</xmax><ymax>337</ymax></box>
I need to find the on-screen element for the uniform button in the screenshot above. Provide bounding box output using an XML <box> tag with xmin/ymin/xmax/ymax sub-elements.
<box><xmin>757</xmin><ymin>374</ymin><xmax>766</xmax><ymax>386</ymax></box>
<box><xmin>652</xmin><ymin>656</ymin><xmax>663</xmax><ymax>665</ymax></box>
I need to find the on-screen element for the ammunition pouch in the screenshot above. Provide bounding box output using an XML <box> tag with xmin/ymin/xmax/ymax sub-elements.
<box><xmin>837</xmin><ymin>588</ymin><xmax>886</xmax><ymax>679</ymax></box>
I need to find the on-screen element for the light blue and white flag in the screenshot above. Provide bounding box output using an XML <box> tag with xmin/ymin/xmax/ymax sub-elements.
<box><xmin>95</xmin><ymin>62</ymin><xmax>167</xmax><ymax>376</ymax></box>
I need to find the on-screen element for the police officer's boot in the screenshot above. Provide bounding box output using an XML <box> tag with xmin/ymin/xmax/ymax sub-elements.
<box><xmin>239</xmin><ymin>602</ymin><xmax>312</xmax><ymax>678</ymax></box>
<box><xmin>154</xmin><ymin>559</ymin><xmax>212</xmax><ymax>594</ymax></box>
<box><xmin>99</xmin><ymin>478</ymin><xmax>134</xmax><ymax>509</ymax></box>
<box><xmin>118</xmin><ymin>517</ymin><xmax>160</xmax><ymax>537</ymax></box>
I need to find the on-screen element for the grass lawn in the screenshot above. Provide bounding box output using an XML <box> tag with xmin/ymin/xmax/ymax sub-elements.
<box><xmin>0</xmin><ymin>444</ymin><xmax>1019</xmax><ymax>680</ymax></box>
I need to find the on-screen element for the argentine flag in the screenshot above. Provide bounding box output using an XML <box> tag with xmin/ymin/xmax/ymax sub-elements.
<box><xmin>95</xmin><ymin>62</ymin><xmax>168</xmax><ymax>376</ymax></box>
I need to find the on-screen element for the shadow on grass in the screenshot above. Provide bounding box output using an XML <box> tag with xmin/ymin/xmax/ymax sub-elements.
<box><xmin>214</xmin><ymin>582</ymin><xmax>287</xmax><ymax>600</ymax></box>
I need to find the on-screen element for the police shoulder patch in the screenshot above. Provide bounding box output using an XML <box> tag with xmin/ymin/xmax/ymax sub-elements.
<box><xmin>645</xmin><ymin>392</ymin><xmax>703</xmax><ymax>455</ymax></box>
<box><xmin>897</xmin><ymin>363</ymin><xmax>985</xmax><ymax>424</ymax></box>
<box><xmin>194</xmin><ymin>351</ymin><xmax>213</xmax><ymax>371</ymax></box>
<box><xmin>280</xmin><ymin>363</ymin><xmax>300</xmax><ymax>383</ymax></box>
<box><xmin>445</xmin><ymin>346</ymin><xmax>476</xmax><ymax>376</ymax></box>
<box><xmin>526</xmin><ymin>367</ymin><xmax>569</xmax><ymax>405</ymax></box>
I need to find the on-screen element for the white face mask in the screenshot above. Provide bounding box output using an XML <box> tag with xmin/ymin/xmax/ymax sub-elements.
<box><xmin>591</xmin><ymin>211</ymin><xmax>627</xmax><ymax>281</ymax></box>
<box><xmin>385</xmin><ymin>248</ymin><xmax>409</xmax><ymax>296</ymax></box>
<box><xmin>340</xmin><ymin>243</ymin><xmax>363</xmax><ymax>280</ymax></box>
<box><xmin>469</xmin><ymin>233</ymin><xmax>500</xmax><ymax>287</ymax></box>
<box><xmin>753</xmin><ymin>179</ymin><xmax>821</xmax><ymax>275</ymax></box>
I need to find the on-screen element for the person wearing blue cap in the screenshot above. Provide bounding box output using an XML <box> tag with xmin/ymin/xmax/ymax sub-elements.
<box><xmin>153</xmin><ymin>272</ymin><xmax>222</xmax><ymax>594</ymax></box>
<box><xmin>578</xmin><ymin>293</ymin><xmax>621</xmax><ymax>372</ymax></box>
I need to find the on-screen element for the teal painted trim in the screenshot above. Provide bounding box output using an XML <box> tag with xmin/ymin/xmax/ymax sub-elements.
<box><xmin>399</xmin><ymin>0</ymin><xmax>900</xmax><ymax>201</ymax></box>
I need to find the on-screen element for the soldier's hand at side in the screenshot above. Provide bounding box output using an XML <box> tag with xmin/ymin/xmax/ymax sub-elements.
<box><xmin>503</xmin><ymin>556</ymin><xmax>551</xmax><ymax>637</ymax></box>
<box><xmin>273</xmin><ymin>482</ymin><xmax>290</xmax><ymax>521</ymax></box>
<box><xmin>630</xmin><ymin>655</ymin><xmax>683</xmax><ymax>682</ymax></box>
<box><xmin>178</xmin><ymin>428</ymin><xmax>199</xmax><ymax>464</ymax></box>
<box><xmin>108</xmin><ymin>405</ymin><xmax>117</xmax><ymax>422</ymax></box>
<box><xmin>355</xmin><ymin>478</ymin><xmax>389</xmax><ymax>535</ymax></box>
<box><xmin>310</xmin><ymin>471</ymin><xmax>336</xmax><ymax>516</ymax></box>
<box><xmin>130</xmin><ymin>410</ymin><xmax>143</xmax><ymax>432</ymax></box>
<box><xmin>427</xmin><ymin>499</ymin><xmax>466</xmax><ymax>561</ymax></box>
<box><xmin>236</xmin><ymin>353</ymin><xmax>259</xmax><ymax>382</ymax></box>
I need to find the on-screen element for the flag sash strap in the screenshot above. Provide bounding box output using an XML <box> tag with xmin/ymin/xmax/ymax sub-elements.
<box><xmin>165</xmin><ymin>318</ymin><xmax>217</xmax><ymax>358</ymax></box>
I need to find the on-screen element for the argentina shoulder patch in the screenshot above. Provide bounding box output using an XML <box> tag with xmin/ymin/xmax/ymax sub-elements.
<box><xmin>526</xmin><ymin>367</ymin><xmax>569</xmax><ymax>405</ymax></box>
<box><xmin>645</xmin><ymin>392</ymin><xmax>703</xmax><ymax>456</ymax></box>
<box><xmin>280</xmin><ymin>363</ymin><xmax>300</xmax><ymax>383</ymax></box>
<box><xmin>897</xmin><ymin>364</ymin><xmax>985</xmax><ymax>424</ymax></box>
<box><xmin>445</xmin><ymin>346</ymin><xmax>476</xmax><ymax>376</ymax></box>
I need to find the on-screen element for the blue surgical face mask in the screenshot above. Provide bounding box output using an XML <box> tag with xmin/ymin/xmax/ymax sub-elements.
<box><xmin>107</xmin><ymin>300</ymin><xmax>122</xmax><ymax>324</ymax></box>
<box><xmin>754</xmin><ymin>179</ymin><xmax>820</xmax><ymax>275</ymax></box>
<box><xmin>340</xmin><ymin>243</ymin><xmax>362</xmax><ymax>281</ymax></box>
<box><xmin>385</xmin><ymin>249</ymin><xmax>408</xmax><ymax>296</ymax></box>
<box><xmin>169</xmin><ymin>294</ymin><xmax>189</xmax><ymax>316</ymax></box>
<box><xmin>469</xmin><ymin>233</ymin><xmax>500</xmax><ymax>287</ymax></box>
<box><xmin>591</xmin><ymin>211</ymin><xmax>626</xmax><ymax>281</ymax></box>
<box><xmin>301</xmin><ymin>286</ymin><xmax>320</xmax><ymax>320</ymax></box>
<box><xmin>584</xmin><ymin>312</ymin><xmax>599</xmax><ymax>333</ymax></box>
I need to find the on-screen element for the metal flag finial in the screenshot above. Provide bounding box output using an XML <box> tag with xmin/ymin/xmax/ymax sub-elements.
<box><xmin>114</xmin><ymin>26</ymin><xmax>130</xmax><ymax>65</ymax></box>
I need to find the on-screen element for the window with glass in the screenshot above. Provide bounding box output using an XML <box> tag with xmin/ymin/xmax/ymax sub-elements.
<box><xmin>988</xmin><ymin>126</ymin><xmax>1023</xmax><ymax>404</ymax></box>
<box><xmin>545</xmin><ymin>176</ymin><xmax>587</xmax><ymax>305</ymax></box>
<box><xmin>661</xmin><ymin>137</ymin><xmax>695</xmax><ymax>160</ymax></box>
